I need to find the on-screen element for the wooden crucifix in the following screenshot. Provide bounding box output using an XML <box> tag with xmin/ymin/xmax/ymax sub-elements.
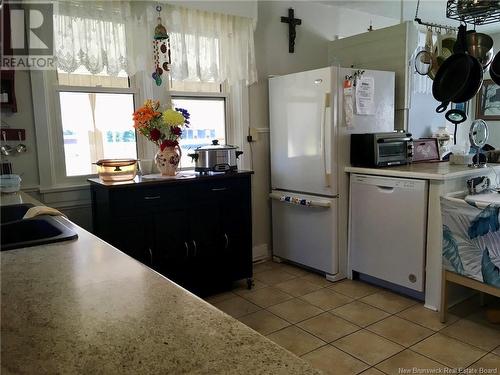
<box><xmin>281</xmin><ymin>8</ymin><xmax>301</xmax><ymax>53</ymax></box>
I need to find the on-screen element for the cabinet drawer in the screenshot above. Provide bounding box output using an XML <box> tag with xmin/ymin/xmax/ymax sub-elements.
<box><xmin>190</xmin><ymin>178</ymin><xmax>249</xmax><ymax>201</ymax></box>
<box><xmin>111</xmin><ymin>186</ymin><xmax>187</xmax><ymax>216</ymax></box>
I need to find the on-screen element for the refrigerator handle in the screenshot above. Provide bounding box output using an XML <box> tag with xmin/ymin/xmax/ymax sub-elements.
<box><xmin>269</xmin><ymin>192</ymin><xmax>332</xmax><ymax>208</ymax></box>
<box><xmin>322</xmin><ymin>92</ymin><xmax>332</xmax><ymax>187</ymax></box>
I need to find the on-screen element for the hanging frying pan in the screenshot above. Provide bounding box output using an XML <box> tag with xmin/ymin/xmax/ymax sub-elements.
<box><xmin>452</xmin><ymin>55</ymin><xmax>483</xmax><ymax>103</ymax></box>
<box><xmin>432</xmin><ymin>53</ymin><xmax>473</xmax><ymax>112</ymax></box>
<box><xmin>432</xmin><ymin>24</ymin><xmax>483</xmax><ymax>113</ymax></box>
<box><xmin>490</xmin><ymin>51</ymin><xmax>500</xmax><ymax>86</ymax></box>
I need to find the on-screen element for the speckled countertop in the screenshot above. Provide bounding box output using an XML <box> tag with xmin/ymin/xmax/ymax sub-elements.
<box><xmin>1</xmin><ymin>192</ymin><xmax>320</xmax><ymax>374</ymax></box>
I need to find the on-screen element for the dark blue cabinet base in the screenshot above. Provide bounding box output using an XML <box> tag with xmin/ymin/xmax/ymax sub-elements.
<box><xmin>89</xmin><ymin>172</ymin><xmax>253</xmax><ymax>296</ymax></box>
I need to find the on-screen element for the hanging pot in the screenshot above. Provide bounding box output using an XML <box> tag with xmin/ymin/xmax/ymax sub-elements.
<box><xmin>466</xmin><ymin>30</ymin><xmax>494</xmax><ymax>69</ymax></box>
<box><xmin>433</xmin><ymin>24</ymin><xmax>483</xmax><ymax>112</ymax></box>
<box><xmin>415</xmin><ymin>29</ymin><xmax>434</xmax><ymax>76</ymax></box>
<box><xmin>490</xmin><ymin>51</ymin><xmax>500</xmax><ymax>86</ymax></box>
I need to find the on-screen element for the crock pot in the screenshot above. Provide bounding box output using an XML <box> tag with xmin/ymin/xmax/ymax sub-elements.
<box><xmin>188</xmin><ymin>140</ymin><xmax>243</xmax><ymax>173</ymax></box>
<box><xmin>94</xmin><ymin>159</ymin><xmax>137</xmax><ymax>182</ymax></box>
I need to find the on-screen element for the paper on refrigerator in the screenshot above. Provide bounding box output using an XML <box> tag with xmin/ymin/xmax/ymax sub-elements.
<box><xmin>343</xmin><ymin>79</ymin><xmax>354</xmax><ymax>129</ymax></box>
<box><xmin>355</xmin><ymin>77</ymin><xmax>375</xmax><ymax>115</ymax></box>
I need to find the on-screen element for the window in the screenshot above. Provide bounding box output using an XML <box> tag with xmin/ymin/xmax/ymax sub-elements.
<box><xmin>56</xmin><ymin>66</ymin><xmax>137</xmax><ymax>177</ymax></box>
<box><xmin>170</xmin><ymin>81</ymin><xmax>227</xmax><ymax>169</ymax></box>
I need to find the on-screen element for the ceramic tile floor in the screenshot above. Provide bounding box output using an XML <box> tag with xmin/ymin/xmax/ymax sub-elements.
<box><xmin>204</xmin><ymin>260</ymin><xmax>500</xmax><ymax>375</ymax></box>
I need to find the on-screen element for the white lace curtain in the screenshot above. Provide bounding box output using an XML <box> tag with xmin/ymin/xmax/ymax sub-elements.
<box><xmin>53</xmin><ymin>1</ymin><xmax>257</xmax><ymax>85</ymax></box>
<box><xmin>53</xmin><ymin>1</ymin><xmax>133</xmax><ymax>75</ymax></box>
<box><xmin>163</xmin><ymin>4</ymin><xmax>257</xmax><ymax>85</ymax></box>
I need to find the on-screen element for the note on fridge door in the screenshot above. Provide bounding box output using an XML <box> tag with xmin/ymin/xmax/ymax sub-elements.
<box><xmin>343</xmin><ymin>79</ymin><xmax>354</xmax><ymax>129</ymax></box>
<box><xmin>355</xmin><ymin>76</ymin><xmax>375</xmax><ymax>115</ymax></box>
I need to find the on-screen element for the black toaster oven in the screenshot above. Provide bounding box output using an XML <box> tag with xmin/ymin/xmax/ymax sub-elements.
<box><xmin>350</xmin><ymin>132</ymin><xmax>413</xmax><ymax>168</ymax></box>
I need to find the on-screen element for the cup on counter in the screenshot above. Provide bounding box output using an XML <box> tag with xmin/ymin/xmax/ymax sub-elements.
<box><xmin>138</xmin><ymin>159</ymin><xmax>153</xmax><ymax>175</ymax></box>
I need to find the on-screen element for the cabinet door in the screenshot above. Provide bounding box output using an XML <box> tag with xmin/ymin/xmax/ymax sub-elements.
<box><xmin>152</xmin><ymin>208</ymin><xmax>191</xmax><ymax>286</ymax></box>
<box><xmin>220</xmin><ymin>179</ymin><xmax>252</xmax><ymax>281</ymax></box>
<box><xmin>189</xmin><ymin>177</ymin><xmax>252</xmax><ymax>285</ymax></box>
<box><xmin>188</xmin><ymin>197</ymin><xmax>224</xmax><ymax>290</ymax></box>
<box><xmin>112</xmin><ymin>216</ymin><xmax>150</xmax><ymax>265</ymax></box>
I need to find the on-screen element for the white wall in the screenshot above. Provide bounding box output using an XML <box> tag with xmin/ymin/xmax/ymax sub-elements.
<box><xmin>248</xmin><ymin>1</ymin><xmax>398</xmax><ymax>257</ymax></box>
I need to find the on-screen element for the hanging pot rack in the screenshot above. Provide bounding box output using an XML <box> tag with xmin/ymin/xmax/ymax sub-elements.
<box><xmin>415</xmin><ymin>0</ymin><xmax>457</xmax><ymax>32</ymax></box>
<box><xmin>446</xmin><ymin>0</ymin><xmax>500</xmax><ymax>26</ymax></box>
<box><xmin>415</xmin><ymin>0</ymin><xmax>500</xmax><ymax>31</ymax></box>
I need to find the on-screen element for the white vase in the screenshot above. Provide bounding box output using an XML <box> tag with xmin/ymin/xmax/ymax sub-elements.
<box><xmin>155</xmin><ymin>145</ymin><xmax>181</xmax><ymax>176</ymax></box>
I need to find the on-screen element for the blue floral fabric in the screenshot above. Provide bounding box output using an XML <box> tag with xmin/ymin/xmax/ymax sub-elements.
<box><xmin>441</xmin><ymin>197</ymin><xmax>500</xmax><ymax>287</ymax></box>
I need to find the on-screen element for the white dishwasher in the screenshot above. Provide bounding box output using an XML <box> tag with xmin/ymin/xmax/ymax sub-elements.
<box><xmin>349</xmin><ymin>174</ymin><xmax>428</xmax><ymax>292</ymax></box>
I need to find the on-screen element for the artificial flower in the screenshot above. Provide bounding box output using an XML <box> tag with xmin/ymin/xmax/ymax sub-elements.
<box><xmin>144</xmin><ymin>99</ymin><xmax>160</xmax><ymax>110</ymax></box>
<box><xmin>171</xmin><ymin>126</ymin><xmax>182</xmax><ymax>136</ymax></box>
<box><xmin>133</xmin><ymin>100</ymin><xmax>190</xmax><ymax>151</ymax></box>
<box><xmin>162</xmin><ymin>109</ymin><xmax>185</xmax><ymax>127</ymax></box>
<box><xmin>133</xmin><ymin>106</ymin><xmax>161</xmax><ymax>129</ymax></box>
<box><xmin>149</xmin><ymin>128</ymin><xmax>161</xmax><ymax>141</ymax></box>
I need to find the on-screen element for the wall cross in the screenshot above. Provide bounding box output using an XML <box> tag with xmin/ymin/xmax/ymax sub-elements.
<box><xmin>281</xmin><ymin>8</ymin><xmax>302</xmax><ymax>53</ymax></box>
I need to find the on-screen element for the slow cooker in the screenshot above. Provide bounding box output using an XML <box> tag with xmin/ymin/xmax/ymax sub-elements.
<box><xmin>188</xmin><ymin>140</ymin><xmax>243</xmax><ymax>173</ymax></box>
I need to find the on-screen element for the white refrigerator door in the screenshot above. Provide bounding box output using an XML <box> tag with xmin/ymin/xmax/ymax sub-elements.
<box><xmin>271</xmin><ymin>190</ymin><xmax>338</xmax><ymax>276</ymax></box>
<box><xmin>334</xmin><ymin>67</ymin><xmax>395</xmax><ymax>135</ymax></box>
<box><xmin>269</xmin><ymin>67</ymin><xmax>336</xmax><ymax>196</ymax></box>
<box><xmin>333</xmin><ymin>67</ymin><xmax>395</xmax><ymax>188</ymax></box>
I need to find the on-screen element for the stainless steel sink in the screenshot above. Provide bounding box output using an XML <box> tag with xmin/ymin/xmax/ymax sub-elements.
<box><xmin>1</xmin><ymin>204</ymin><xmax>78</xmax><ymax>251</ymax></box>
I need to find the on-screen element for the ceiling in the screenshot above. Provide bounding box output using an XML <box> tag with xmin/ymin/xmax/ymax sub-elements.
<box><xmin>320</xmin><ymin>0</ymin><xmax>500</xmax><ymax>33</ymax></box>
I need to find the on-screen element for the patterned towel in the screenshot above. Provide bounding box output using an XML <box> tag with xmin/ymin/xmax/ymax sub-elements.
<box><xmin>441</xmin><ymin>196</ymin><xmax>500</xmax><ymax>288</ymax></box>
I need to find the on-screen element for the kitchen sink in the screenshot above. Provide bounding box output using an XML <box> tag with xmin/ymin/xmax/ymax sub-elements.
<box><xmin>1</xmin><ymin>203</ymin><xmax>34</xmax><ymax>223</ymax></box>
<box><xmin>1</xmin><ymin>215</ymin><xmax>78</xmax><ymax>251</ymax></box>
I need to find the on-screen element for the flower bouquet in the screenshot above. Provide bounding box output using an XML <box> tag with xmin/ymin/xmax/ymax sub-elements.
<box><xmin>133</xmin><ymin>100</ymin><xmax>190</xmax><ymax>176</ymax></box>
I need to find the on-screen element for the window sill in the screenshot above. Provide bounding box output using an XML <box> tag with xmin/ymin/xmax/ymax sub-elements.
<box><xmin>38</xmin><ymin>183</ymin><xmax>91</xmax><ymax>194</ymax></box>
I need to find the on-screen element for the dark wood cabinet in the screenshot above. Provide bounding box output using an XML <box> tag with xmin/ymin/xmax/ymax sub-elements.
<box><xmin>89</xmin><ymin>172</ymin><xmax>253</xmax><ymax>296</ymax></box>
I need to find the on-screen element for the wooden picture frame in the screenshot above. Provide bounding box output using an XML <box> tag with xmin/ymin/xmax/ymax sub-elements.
<box><xmin>475</xmin><ymin>79</ymin><xmax>500</xmax><ymax>121</ymax></box>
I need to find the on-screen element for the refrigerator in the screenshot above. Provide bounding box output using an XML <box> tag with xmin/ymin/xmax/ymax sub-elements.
<box><xmin>269</xmin><ymin>66</ymin><xmax>395</xmax><ymax>280</ymax></box>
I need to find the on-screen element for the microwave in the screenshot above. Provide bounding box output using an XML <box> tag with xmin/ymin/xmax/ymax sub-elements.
<box><xmin>350</xmin><ymin>132</ymin><xmax>413</xmax><ymax>168</ymax></box>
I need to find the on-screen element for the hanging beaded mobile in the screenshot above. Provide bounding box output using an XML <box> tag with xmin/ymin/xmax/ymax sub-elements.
<box><xmin>152</xmin><ymin>5</ymin><xmax>171</xmax><ymax>86</ymax></box>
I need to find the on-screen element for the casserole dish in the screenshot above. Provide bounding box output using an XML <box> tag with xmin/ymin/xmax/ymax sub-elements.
<box><xmin>94</xmin><ymin>159</ymin><xmax>137</xmax><ymax>182</ymax></box>
<box><xmin>188</xmin><ymin>140</ymin><xmax>243</xmax><ymax>173</ymax></box>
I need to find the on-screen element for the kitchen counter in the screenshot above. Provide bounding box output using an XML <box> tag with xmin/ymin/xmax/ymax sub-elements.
<box><xmin>1</xmin><ymin>192</ymin><xmax>319</xmax><ymax>374</ymax></box>
<box><xmin>345</xmin><ymin>162</ymin><xmax>500</xmax><ymax>180</ymax></box>
<box><xmin>88</xmin><ymin>170</ymin><xmax>254</xmax><ymax>188</ymax></box>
